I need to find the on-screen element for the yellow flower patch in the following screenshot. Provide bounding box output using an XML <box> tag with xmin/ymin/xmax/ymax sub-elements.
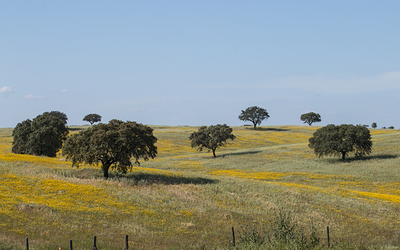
<box><xmin>0</xmin><ymin>173</ymin><xmax>136</xmax><ymax>216</ymax></box>
<box><xmin>0</xmin><ymin>153</ymin><xmax>70</xmax><ymax>167</ymax></box>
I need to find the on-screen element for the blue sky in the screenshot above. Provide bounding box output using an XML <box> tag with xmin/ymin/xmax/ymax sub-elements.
<box><xmin>1</xmin><ymin>1</ymin><xmax>400</xmax><ymax>128</ymax></box>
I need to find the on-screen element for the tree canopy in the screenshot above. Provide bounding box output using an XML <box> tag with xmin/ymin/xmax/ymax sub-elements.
<box><xmin>43</xmin><ymin>111</ymin><xmax>68</xmax><ymax>125</ymax></box>
<box><xmin>11</xmin><ymin>119</ymin><xmax>32</xmax><ymax>155</ymax></box>
<box><xmin>83</xmin><ymin>113</ymin><xmax>102</xmax><ymax>125</ymax></box>
<box><xmin>238</xmin><ymin>106</ymin><xmax>270</xmax><ymax>129</ymax></box>
<box><xmin>308</xmin><ymin>124</ymin><xmax>372</xmax><ymax>161</ymax></box>
<box><xmin>300</xmin><ymin>112</ymin><xmax>321</xmax><ymax>126</ymax></box>
<box><xmin>189</xmin><ymin>124</ymin><xmax>236</xmax><ymax>157</ymax></box>
<box><xmin>371</xmin><ymin>122</ymin><xmax>377</xmax><ymax>129</ymax></box>
<box><xmin>12</xmin><ymin>114</ymin><xmax>69</xmax><ymax>157</ymax></box>
<box><xmin>62</xmin><ymin>119</ymin><xmax>157</xmax><ymax>178</ymax></box>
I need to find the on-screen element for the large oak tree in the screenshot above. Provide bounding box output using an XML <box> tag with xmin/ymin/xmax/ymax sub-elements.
<box><xmin>43</xmin><ymin>111</ymin><xmax>68</xmax><ymax>125</ymax></box>
<box><xmin>83</xmin><ymin>113</ymin><xmax>102</xmax><ymax>125</ymax></box>
<box><xmin>238</xmin><ymin>106</ymin><xmax>270</xmax><ymax>129</ymax></box>
<box><xmin>62</xmin><ymin>119</ymin><xmax>157</xmax><ymax>178</ymax></box>
<box><xmin>308</xmin><ymin>124</ymin><xmax>372</xmax><ymax>161</ymax></box>
<box><xmin>189</xmin><ymin>124</ymin><xmax>236</xmax><ymax>157</ymax></box>
<box><xmin>300</xmin><ymin>112</ymin><xmax>321</xmax><ymax>126</ymax></box>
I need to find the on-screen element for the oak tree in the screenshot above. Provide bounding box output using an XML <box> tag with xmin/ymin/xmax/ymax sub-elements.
<box><xmin>12</xmin><ymin>114</ymin><xmax>69</xmax><ymax>157</ymax></box>
<box><xmin>83</xmin><ymin>113</ymin><xmax>102</xmax><ymax>125</ymax></box>
<box><xmin>308</xmin><ymin>124</ymin><xmax>372</xmax><ymax>161</ymax></box>
<box><xmin>189</xmin><ymin>124</ymin><xmax>236</xmax><ymax>157</ymax></box>
<box><xmin>43</xmin><ymin>111</ymin><xmax>68</xmax><ymax>125</ymax></box>
<box><xmin>62</xmin><ymin>119</ymin><xmax>157</xmax><ymax>178</ymax></box>
<box><xmin>238</xmin><ymin>106</ymin><xmax>270</xmax><ymax>129</ymax></box>
<box><xmin>11</xmin><ymin>119</ymin><xmax>32</xmax><ymax>155</ymax></box>
<box><xmin>300</xmin><ymin>112</ymin><xmax>321</xmax><ymax>126</ymax></box>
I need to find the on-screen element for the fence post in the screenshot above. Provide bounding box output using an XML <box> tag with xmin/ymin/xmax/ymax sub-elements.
<box><xmin>231</xmin><ymin>227</ymin><xmax>235</xmax><ymax>246</ymax></box>
<box><xmin>93</xmin><ymin>236</ymin><xmax>97</xmax><ymax>250</ymax></box>
<box><xmin>69</xmin><ymin>239</ymin><xmax>73</xmax><ymax>250</ymax></box>
<box><xmin>327</xmin><ymin>226</ymin><xmax>330</xmax><ymax>248</ymax></box>
<box><xmin>26</xmin><ymin>238</ymin><xmax>29</xmax><ymax>250</ymax></box>
<box><xmin>125</xmin><ymin>235</ymin><xmax>129</xmax><ymax>250</ymax></box>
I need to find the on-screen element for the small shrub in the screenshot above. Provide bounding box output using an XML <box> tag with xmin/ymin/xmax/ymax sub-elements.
<box><xmin>234</xmin><ymin>209</ymin><xmax>322</xmax><ymax>249</ymax></box>
<box><xmin>307</xmin><ymin>218</ymin><xmax>321</xmax><ymax>248</ymax></box>
<box><xmin>237</xmin><ymin>224</ymin><xmax>264</xmax><ymax>245</ymax></box>
<box><xmin>270</xmin><ymin>209</ymin><xmax>298</xmax><ymax>243</ymax></box>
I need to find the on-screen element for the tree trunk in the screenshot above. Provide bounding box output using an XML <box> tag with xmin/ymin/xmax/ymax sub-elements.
<box><xmin>253</xmin><ymin>123</ymin><xmax>257</xmax><ymax>130</ymax></box>
<box><xmin>212</xmin><ymin>149</ymin><xmax>216</xmax><ymax>158</ymax></box>
<box><xmin>102</xmin><ymin>163</ymin><xmax>111</xmax><ymax>178</ymax></box>
<box><xmin>341</xmin><ymin>152</ymin><xmax>346</xmax><ymax>161</ymax></box>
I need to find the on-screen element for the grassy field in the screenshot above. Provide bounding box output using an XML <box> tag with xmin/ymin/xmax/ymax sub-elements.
<box><xmin>1</xmin><ymin>125</ymin><xmax>400</xmax><ymax>249</ymax></box>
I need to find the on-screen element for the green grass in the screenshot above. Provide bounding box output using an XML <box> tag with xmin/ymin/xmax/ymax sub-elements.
<box><xmin>0</xmin><ymin>126</ymin><xmax>400</xmax><ymax>249</ymax></box>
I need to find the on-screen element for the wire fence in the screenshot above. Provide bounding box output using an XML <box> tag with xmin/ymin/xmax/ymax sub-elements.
<box><xmin>23</xmin><ymin>226</ymin><xmax>331</xmax><ymax>249</ymax></box>
<box><xmin>24</xmin><ymin>235</ymin><xmax>130</xmax><ymax>250</ymax></box>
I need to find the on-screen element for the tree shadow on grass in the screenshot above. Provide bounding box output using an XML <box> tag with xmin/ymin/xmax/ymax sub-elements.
<box><xmin>324</xmin><ymin>154</ymin><xmax>398</xmax><ymax>163</ymax></box>
<box><xmin>71</xmin><ymin>168</ymin><xmax>218</xmax><ymax>185</ymax></box>
<box><xmin>113</xmin><ymin>172</ymin><xmax>219</xmax><ymax>185</ymax></box>
<box><xmin>219</xmin><ymin>150</ymin><xmax>262</xmax><ymax>158</ymax></box>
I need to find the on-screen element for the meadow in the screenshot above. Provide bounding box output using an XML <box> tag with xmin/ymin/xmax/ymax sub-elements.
<box><xmin>0</xmin><ymin>125</ymin><xmax>400</xmax><ymax>249</ymax></box>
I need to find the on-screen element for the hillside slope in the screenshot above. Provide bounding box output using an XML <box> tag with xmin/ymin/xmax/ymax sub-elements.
<box><xmin>0</xmin><ymin>126</ymin><xmax>399</xmax><ymax>249</ymax></box>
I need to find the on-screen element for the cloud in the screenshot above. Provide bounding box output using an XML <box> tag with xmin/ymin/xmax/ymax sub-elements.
<box><xmin>25</xmin><ymin>94</ymin><xmax>43</xmax><ymax>99</ymax></box>
<box><xmin>60</xmin><ymin>89</ymin><xmax>68</xmax><ymax>93</ymax></box>
<box><xmin>127</xmin><ymin>108</ymin><xmax>138</xmax><ymax>112</ymax></box>
<box><xmin>380</xmin><ymin>71</ymin><xmax>400</xmax><ymax>80</ymax></box>
<box><xmin>0</xmin><ymin>86</ymin><xmax>13</xmax><ymax>93</ymax></box>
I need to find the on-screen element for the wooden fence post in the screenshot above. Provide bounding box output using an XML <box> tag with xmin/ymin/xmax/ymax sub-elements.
<box><xmin>25</xmin><ymin>238</ymin><xmax>29</xmax><ymax>250</ymax></box>
<box><xmin>93</xmin><ymin>236</ymin><xmax>97</xmax><ymax>250</ymax></box>
<box><xmin>231</xmin><ymin>227</ymin><xmax>235</xmax><ymax>246</ymax></box>
<box><xmin>327</xmin><ymin>226</ymin><xmax>330</xmax><ymax>248</ymax></box>
<box><xmin>125</xmin><ymin>235</ymin><xmax>129</xmax><ymax>250</ymax></box>
<box><xmin>69</xmin><ymin>239</ymin><xmax>73</xmax><ymax>250</ymax></box>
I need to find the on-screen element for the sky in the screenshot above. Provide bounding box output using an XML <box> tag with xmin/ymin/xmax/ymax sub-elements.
<box><xmin>1</xmin><ymin>1</ymin><xmax>400</xmax><ymax>128</ymax></box>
